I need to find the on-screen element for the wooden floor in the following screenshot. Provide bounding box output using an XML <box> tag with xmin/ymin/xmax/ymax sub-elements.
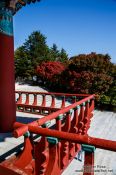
<box><xmin>0</xmin><ymin>83</ymin><xmax>116</xmax><ymax>175</ymax></box>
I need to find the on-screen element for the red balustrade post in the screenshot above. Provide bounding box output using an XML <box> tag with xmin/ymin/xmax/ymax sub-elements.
<box><xmin>41</xmin><ymin>94</ymin><xmax>46</xmax><ymax>107</ymax></box>
<box><xmin>25</xmin><ymin>93</ymin><xmax>30</xmax><ymax>105</ymax></box>
<box><xmin>82</xmin><ymin>101</ymin><xmax>90</xmax><ymax>135</ymax></box>
<box><xmin>89</xmin><ymin>98</ymin><xmax>94</xmax><ymax>116</ymax></box>
<box><xmin>56</xmin><ymin>115</ymin><xmax>63</xmax><ymax>170</ymax></box>
<box><xmin>46</xmin><ymin>137</ymin><xmax>60</xmax><ymax>175</ymax></box>
<box><xmin>14</xmin><ymin>132</ymin><xmax>33</xmax><ymax>170</ymax></box>
<box><xmin>72</xmin><ymin>96</ymin><xmax>77</xmax><ymax>103</ymax></box>
<box><xmin>0</xmin><ymin>7</ymin><xmax>16</xmax><ymax>132</ymax></box>
<box><xmin>70</xmin><ymin>106</ymin><xmax>79</xmax><ymax>133</ymax></box>
<box><xmin>51</xmin><ymin>95</ymin><xmax>55</xmax><ymax>108</ymax></box>
<box><xmin>61</xmin><ymin>96</ymin><xmax>65</xmax><ymax>108</ymax></box>
<box><xmin>34</xmin><ymin>136</ymin><xmax>49</xmax><ymax>175</ymax></box>
<box><xmin>16</xmin><ymin>92</ymin><xmax>23</xmax><ymax>104</ymax></box>
<box><xmin>32</xmin><ymin>94</ymin><xmax>37</xmax><ymax>106</ymax></box>
<box><xmin>78</xmin><ymin>103</ymin><xmax>85</xmax><ymax>134</ymax></box>
<box><xmin>60</xmin><ymin>111</ymin><xmax>71</xmax><ymax>170</ymax></box>
<box><xmin>82</xmin><ymin>144</ymin><xmax>95</xmax><ymax>175</ymax></box>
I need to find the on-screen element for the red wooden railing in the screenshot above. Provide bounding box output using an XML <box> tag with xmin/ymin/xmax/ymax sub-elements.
<box><xmin>0</xmin><ymin>92</ymin><xmax>116</xmax><ymax>175</ymax></box>
<box><xmin>15</xmin><ymin>91</ymin><xmax>91</xmax><ymax>115</ymax></box>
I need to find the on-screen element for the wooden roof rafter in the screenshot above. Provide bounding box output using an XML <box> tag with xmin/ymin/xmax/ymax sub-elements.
<box><xmin>2</xmin><ymin>0</ymin><xmax>41</xmax><ymax>15</ymax></box>
<box><xmin>14</xmin><ymin>0</ymin><xmax>41</xmax><ymax>14</ymax></box>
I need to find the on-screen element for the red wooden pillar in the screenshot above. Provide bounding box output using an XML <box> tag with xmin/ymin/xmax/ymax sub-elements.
<box><xmin>0</xmin><ymin>7</ymin><xmax>16</xmax><ymax>132</ymax></box>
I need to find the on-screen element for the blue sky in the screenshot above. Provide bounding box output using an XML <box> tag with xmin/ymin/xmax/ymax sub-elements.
<box><xmin>14</xmin><ymin>0</ymin><xmax>116</xmax><ymax>63</ymax></box>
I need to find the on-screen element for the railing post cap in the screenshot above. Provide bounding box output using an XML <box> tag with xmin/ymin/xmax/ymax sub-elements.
<box><xmin>76</xmin><ymin>105</ymin><xmax>80</xmax><ymax>109</ymax></box>
<box><xmin>67</xmin><ymin>109</ymin><xmax>73</xmax><ymax>115</ymax></box>
<box><xmin>81</xmin><ymin>102</ymin><xmax>85</xmax><ymax>106</ymax></box>
<box><xmin>23</xmin><ymin>131</ymin><xmax>30</xmax><ymax>138</ymax></box>
<box><xmin>42</xmin><ymin>121</ymin><xmax>51</xmax><ymax>128</ymax></box>
<box><xmin>56</xmin><ymin>114</ymin><xmax>64</xmax><ymax>120</ymax></box>
<box><xmin>47</xmin><ymin>137</ymin><xmax>58</xmax><ymax>145</ymax></box>
<box><xmin>72</xmin><ymin>96</ymin><xmax>76</xmax><ymax>99</ymax></box>
<box><xmin>82</xmin><ymin>144</ymin><xmax>96</xmax><ymax>153</ymax></box>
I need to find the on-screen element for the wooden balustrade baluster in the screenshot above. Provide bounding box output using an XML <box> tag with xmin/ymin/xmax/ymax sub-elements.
<box><xmin>70</xmin><ymin>106</ymin><xmax>79</xmax><ymax>133</ymax></box>
<box><xmin>40</xmin><ymin>94</ymin><xmax>46</xmax><ymax>114</ymax></box>
<box><xmin>25</xmin><ymin>93</ymin><xmax>30</xmax><ymax>105</ymax></box>
<box><xmin>32</xmin><ymin>94</ymin><xmax>37</xmax><ymax>106</ymax></box>
<box><xmin>61</xmin><ymin>96</ymin><xmax>65</xmax><ymax>108</ymax></box>
<box><xmin>72</xmin><ymin>96</ymin><xmax>77</xmax><ymax>104</ymax></box>
<box><xmin>60</xmin><ymin>140</ymin><xmax>69</xmax><ymax>171</ymax></box>
<box><xmin>41</xmin><ymin>94</ymin><xmax>46</xmax><ymax>107</ymax></box>
<box><xmin>78</xmin><ymin>103</ymin><xmax>85</xmax><ymax>135</ymax></box>
<box><xmin>56</xmin><ymin>115</ymin><xmax>63</xmax><ymax>170</ymax></box>
<box><xmin>86</xmin><ymin>100</ymin><xmax>92</xmax><ymax>132</ymax></box>
<box><xmin>82</xmin><ymin>144</ymin><xmax>95</xmax><ymax>175</ymax></box>
<box><xmin>82</xmin><ymin>101</ymin><xmax>90</xmax><ymax>135</ymax></box>
<box><xmin>71</xmin><ymin>105</ymin><xmax>82</xmax><ymax>153</ymax></box>
<box><xmin>32</xmin><ymin>94</ymin><xmax>38</xmax><ymax>113</ymax></box>
<box><xmin>14</xmin><ymin>132</ymin><xmax>34</xmax><ymax>173</ymax></box>
<box><xmin>34</xmin><ymin>136</ymin><xmax>49</xmax><ymax>175</ymax></box>
<box><xmin>45</xmin><ymin>137</ymin><xmax>60</xmax><ymax>175</ymax></box>
<box><xmin>69</xmin><ymin>142</ymin><xmax>75</xmax><ymax>161</ymax></box>
<box><xmin>60</xmin><ymin>111</ymin><xmax>71</xmax><ymax>170</ymax></box>
<box><xmin>69</xmin><ymin>106</ymin><xmax>80</xmax><ymax>160</ymax></box>
<box><xmin>16</xmin><ymin>92</ymin><xmax>22</xmax><ymax>104</ymax></box>
<box><xmin>51</xmin><ymin>95</ymin><xmax>55</xmax><ymax>108</ymax></box>
<box><xmin>89</xmin><ymin>98</ymin><xmax>94</xmax><ymax>117</ymax></box>
<box><xmin>56</xmin><ymin>115</ymin><xmax>63</xmax><ymax>131</ymax></box>
<box><xmin>61</xmin><ymin>111</ymin><xmax>71</xmax><ymax>132</ymax></box>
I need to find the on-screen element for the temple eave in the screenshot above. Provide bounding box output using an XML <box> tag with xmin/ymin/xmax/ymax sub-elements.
<box><xmin>0</xmin><ymin>0</ymin><xmax>41</xmax><ymax>15</ymax></box>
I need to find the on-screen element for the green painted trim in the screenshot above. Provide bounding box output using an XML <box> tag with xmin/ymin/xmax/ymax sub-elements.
<box><xmin>42</xmin><ymin>121</ymin><xmax>51</xmax><ymax>128</ymax></box>
<box><xmin>56</xmin><ymin>114</ymin><xmax>64</xmax><ymax>121</ymax></box>
<box><xmin>67</xmin><ymin>109</ymin><xmax>73</xmax><ymax>115</ymax></box>
<box><xmin>74</xmin><ymin>105</ymin><xmax>80</xmax><ymax>110</ymax></box>
<box><xmin>0</xmin><ymin>8</ymin><xmax>13</xmax><ymax>36</ymax></box>
<box><xmin>82</xmin><ymin>144</ymin><xmax>96</xmax><ymax>153</ymax></box>
<box><xmin>23</xmin><ymin>131</ymin><xmax>30</xmax><ymax>138</ymax></box>
<box><xmin>47</xmin><ymin>137</ymin><xmax>58</xmax><ymax>145</ymax></box>
<box><xmin>81</xmin><ymin>102</ymin><xmax>85</xmax><ymax>106</ymax></box>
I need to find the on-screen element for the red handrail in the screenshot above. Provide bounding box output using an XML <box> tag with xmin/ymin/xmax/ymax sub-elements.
<box><xmin>14</xmin><ymin>94</ymin><xmax>94</xmax><ymax>137</ymax></box>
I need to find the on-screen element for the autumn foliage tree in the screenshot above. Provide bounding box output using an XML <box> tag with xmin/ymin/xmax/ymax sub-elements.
<box><xmin>65</xmin><ymin>53</ymin><xmax>113</xmax><ymax>94</ymax></box>
<box><xmin>36</xmin><ymin>61</ymin><xmax>65</xmax><ymax>88</ymax></box>
<box><xmin>60</xmin><ymin>52</ymin><xmax>115</xmax><ymax>106</ymax></box>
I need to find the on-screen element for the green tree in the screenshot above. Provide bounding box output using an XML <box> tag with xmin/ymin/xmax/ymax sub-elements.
<box><xmin>50</xmin><ymin>44</ymin><xmax>60</xmax><ymax>61</ymax></box>
<box><xmin>15</xmin><ymin>31</ymin><xmax>68</xmax><ymax>80</ymax></box>
<box><xmin>15</xmin><ymin>31</ymin><xmax>51</xmax><ymax>79</ymax></box>
<box><xmin>50</xmin><ymin>44</ymin><xmax>68</xmax><ymax>63</ymax></box>
<box><xmin>23</xmin><ymin>31</ymin><xmax>50</xmax><ymax>65</ymax></box>
<box><xmin>15</xmin><ymin>46</ymin><xmax>32</xmax><ymax>79</ymax></box>
<box><xmin>59</xmin><ymin>48</ymin><xmax>68</xmax><ymax>63</ymax></box>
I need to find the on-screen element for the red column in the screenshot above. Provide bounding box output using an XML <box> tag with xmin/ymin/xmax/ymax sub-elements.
<box><xmin>0</xmin><ymin>12</ymin><xmax>16</xmax><ymax>132</ymax></box>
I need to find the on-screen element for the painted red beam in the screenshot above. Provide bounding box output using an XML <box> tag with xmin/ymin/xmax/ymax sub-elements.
<box><xmin>27</xmin><ymin>126</ymin><xmax>116</xmax><ymax>152</ymax></box>
<box><xmin>14</xmin><ymin>95</ymin><xmax>94</xmax><ymax>137</ymax></box>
